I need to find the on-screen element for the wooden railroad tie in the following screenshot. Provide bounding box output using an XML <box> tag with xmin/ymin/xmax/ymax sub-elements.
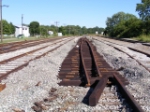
<box><xmin>0</xmin><ymin>83</ymin><xmax>6</xmax><ymax>92</ymax></box>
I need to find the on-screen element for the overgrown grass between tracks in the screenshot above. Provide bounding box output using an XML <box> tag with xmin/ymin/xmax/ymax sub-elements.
<box><xmin>136</xmin><ymin>34</ymin><xmax>150</xmax><ymax>42</ymax></box>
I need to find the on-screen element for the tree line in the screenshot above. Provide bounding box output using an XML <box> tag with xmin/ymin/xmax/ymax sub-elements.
<box><xmin>29</xmin><ymin>21</ymin><xmax>104</xmax><ymax>37</ymax></box>
<box><xmin>0</xmin><ymin>20</ymin><xmax>104</xmax><ymax>37</ymax></box>
<box><xmin>105</xmin><ymin>0</ymin><xmax>150</xmax><ymax>38</ymax></box>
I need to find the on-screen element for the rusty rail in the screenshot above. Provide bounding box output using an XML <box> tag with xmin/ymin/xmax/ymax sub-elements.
<box><xmin>0</xmin><ymin>37</ymin><xmax>62</xmax><ymax>54</ymax></box>
<box><xmin>0</xmin><ymin>38</ymin><xmax>73</xmax><ymax>82</ymax></box>
<box><xmin>114</xmin><ymin>74</ymin><xmax>144</xmax><ymax>112</ymax></box>
<box><xmin>0</xmin><ymin>39</ymin><xmax>65</xmax><ymax>65</ymax></box>
<box><xmin>80</xmin><ymin>39</ymin><xmax>91</xmax><ymax>86</ymax></box>
<box><xmin>85</xmin><ymin>40</ymin><xmax>102</xmax><ymax>77</ymax></box>
<box><xmin>58</xmin><ymin>37</ymin><xmax>144</xmax><ymax>111</ymax></box>
<box><xmin>89</xmin><ymin>76</ymin><xmax>108</xmax><ymax>106</ymax></box>
<box><xmin>94</xmin><ymin>38</ymin><xmax>150</xmax><ymax>73</ymax></box>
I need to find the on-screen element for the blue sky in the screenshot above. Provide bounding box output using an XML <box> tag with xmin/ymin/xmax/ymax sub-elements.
<box><xmin>2</xmin><ymin>0</ymin><xmax>141</xmax><ymax>28</ymax></box>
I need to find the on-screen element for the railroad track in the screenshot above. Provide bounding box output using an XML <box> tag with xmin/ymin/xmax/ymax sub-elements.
<box><xmin>93</xmin><ymin>37</ymin><xmax>150</xmax><ymax>111</ymax></box>
<box><xmin>96</xmin><ymin>37</ymin><xmax>150</xmax><ymax>57</ymax></box>
<box><xmin>0</xmin><ymin>37</ymin><xmax>73</xmax><ymax>83</ymax></box>
<box><xmin>120</xmin><ymin>38</ymin><xmax>150</xmax><ymax>47</ymax></box>
<box><xmin>104</xmin><ymin>37</ymin><xmax>150</xmax><ymax>47</ymax></box>
<box><xmin>0</xmin><ymin>38</ymin><xmax>68</xmax><ymax>62</ymax></box>
<box><xmin>93</xmin><ymin>37</ymin><xmax>150</xmax><ymax>72</ymax></box>
<box><xmin>0</xmin><ymin>37</ymin><xmax>62</xmax><ymax>54</ymax></box>
<box><xmin>58</xmin><ymin>37</ymin><xmax>144</xmax><ymax>111</ymax></box>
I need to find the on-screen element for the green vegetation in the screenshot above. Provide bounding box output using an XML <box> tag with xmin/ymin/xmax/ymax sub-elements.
<box><xmin>0</xmin><ymin>37</ymin><xmax>39</xmax><ymax>44</ymax></box>
<box><xmin>105</xmin><ymin>0</ymin><xmax>150</xmax><ymax>41</ymax></box>
<box><xmin>29</xmin><ymin>21</ymin><xmax>40</xmax><ymax>36</ymax></box>
<box><xmin>0</xmin><ymin>36</ymin><xmax>58</xmax><ymax>44</ymax></box>
<box><xmin>136</xmin><ymin>34</ymin><xmax>150</xmax><ymax>42</ymax></box>
<box><xmin>0</xmin><ymin>15</ymin><xmax>104</xmax><ymax>44</ymax></box>
<box><xmin>0</xmin><ymin>20</ymin><xmax>15</xmax><ymax>35</ymax></box>
<box><xmin>37</xmin><ymin>24</ymin><xmax>104</xmax><ymax>36</ymax></box>
<box><xmin>106</xmin><ymin>12</ymin><xmax>138</xmax><ymax>38</ymax></box>
<box><xmin>136</xmin><ymin>0</ymin><xmax>150</xmax><ymax>21</ymax></box>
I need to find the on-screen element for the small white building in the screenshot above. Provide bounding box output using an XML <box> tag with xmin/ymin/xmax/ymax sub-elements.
<box><xmin>15</xmin><ymin>25</ymin><xmax>30</xmax><ymax>37</ymax></box>
<box><xmin>58</xmin><ymin>32</ymin><xmax>62</xmax><ymax>37</ymax></box>
<box><xmin>48</xmin><ymin>31</ymin><xmax>54</xmax><ymax>35</ymax></box>
<box><xmin>95</xmin><ymin>31</ymin><xmax>98</xmax><ymax>35</ymax></box>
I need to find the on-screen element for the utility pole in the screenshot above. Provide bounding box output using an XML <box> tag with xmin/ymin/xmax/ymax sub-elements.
<box><xmin>55</xmin><ymin>21</ymin><xmax>59</xmax><ymax>35</ymax></box>
<box><xmin>21</xmin><ymin>14</ymin><xmax>23</xmax><ymax>35</ymax></box>
<box><xmin>0</xmin><ymin>0</ymin><xmax>8</xmax><ymax>42</ymax></box>
<box><xmin>68</xmin><ymin>27</ymin><xmax>71</xmax><ymax>35</ymax></box>
<box><xmin>0</xmin><ymin>0</ymin><xmax>2</xmax><ymax>42</ymax></box>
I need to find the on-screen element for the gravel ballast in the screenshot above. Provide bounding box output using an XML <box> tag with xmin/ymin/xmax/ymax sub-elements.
<box><xmin>0</xmin><ymin>37</ymin><xmax>79</xmax><ymax>112</ymax></box>
<box><xmin>92</xmin><ymin>37</ymin><xmax>150</xmax><ymax>111</ymax></box>
<box><xmin>1</xmin><ymin>36</ymin><xmax>150</xmax><ymax>111</ymax></box>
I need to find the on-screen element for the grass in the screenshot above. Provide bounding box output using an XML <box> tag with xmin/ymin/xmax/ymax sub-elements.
<box><xmin>135</xmin><ymin>34</ymin><xmax>150</xmax><ymax>42</ymax></box>
<box><xmin>0</xmin><ymin>36</ymin><xmax>65</xmax><ymax>44</ymax></box>
<box><xmin>0</xmin><ymin>37</ymin><xmax>41</xmax><ymax>44</ymax></box>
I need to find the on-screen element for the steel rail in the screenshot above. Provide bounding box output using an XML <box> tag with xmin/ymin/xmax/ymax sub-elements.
<box><xmin>114</xmin><ymin>74</ymin><xmax>144</xmax><ymax>112</ymax></box>
<box><xmin>0</xmin><ymin>37</ymin><xmax>62</xmax><ymax>54</ymax></box>
<box><xmin>0</xmin><ymin>39</ymin><xmax>65</xmax><ymax>65</ymax></box>
<box><xmin>0</xmin><ymin>38</ymin><xmax>73</xmax><ymax>82</ymax></box>
<box><xmin>87</xmin><ymin>38</ymin><xmax>145</xmax><ymax>110</ymax></box>
<box><xmin>80</xmin><ymin>39</ymin><xmax>91</xmax><ymax>86</ymax></box>
<box><xmin>94</xmin><ymin>38</ymin><xmax>150</xmax><ymax>73</ymax></box>
<box><xmin>85</xmin><ymin>39</ymin><xmax>102</xmax><ymax>77</ymax></box>
<box><xmin>89</xmin><ymin>76</ymin><xmax>108</xmax><ymax>106</ymax></box>
<box><xmin>59</xmin><ymin>38</ymin><xmax>143</xmax><ymax>110</ymax></box>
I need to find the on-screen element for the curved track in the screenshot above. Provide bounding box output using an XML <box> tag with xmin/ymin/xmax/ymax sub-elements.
<box><xmin>58</xmin><ymin>37</ymin><xmax>144</xmax><ymax>111</ymax></box>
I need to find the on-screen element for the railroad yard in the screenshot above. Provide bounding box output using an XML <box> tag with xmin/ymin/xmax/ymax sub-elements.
<box><xmin>0</xmin><ymin>36</ymin><xmax>150</xmax><ymax>112</ymax></box>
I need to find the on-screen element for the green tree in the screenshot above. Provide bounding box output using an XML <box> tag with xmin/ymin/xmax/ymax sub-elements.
<box><xmin>58</xmin><ymin>26</ymin><xmax>63</xmax><ymax>32</ymax></box>
<box><xmin>106</xmin><ymin>12</ymin><xmax>137</xmax><ymax>37</ymax></box>
<box><xmin>37</xmin><ymin>24</ymin><xmax>104</xmax><ymax>36</ymax></box>
<box><xmin>29</xmin><ymin>21</ymin><xmax>40</xmax><ymax>36</ymax></box>
<box><xmin>106</xmin><ymin>12</ymin><xmax>137</xmax><ymax>28</ymax></box>
<box><xmin>0</xmin><ymin>20</ymin><xmax>11</xmax><ymax>35</ymax></box>
<box><xmin>91</xmin><ymin>26</ymin><xmax>104</xmax><ymax>34</ymax></box>
<box><xmin>113</xmin><ymin>18</ymin><xmax>142</xmax><ymax>38</ymax></box>
<box><xmin>81</xmin><ymin>26</ymin><xmax>87</xmax><ymax>34</ymax></box>
<box><xmin>9</xmin><ymin>22</ymin><xmax>15</xmax><ymax>34</ymax></box>
<box><xmin>40</xmin><ymin>25</ymin><xmax>48</xmax><ymax>37</ymax></box>
<box><xmin>136</xmin><ymin>0</ymin><xmax>150</xmax><ymax>21</ymax></box>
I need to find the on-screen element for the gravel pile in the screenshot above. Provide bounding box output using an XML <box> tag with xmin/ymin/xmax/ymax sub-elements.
<box><xmin>92</xmin><ymin>38</ymin><xmax>150</xmax><ymax>111</ymax></box>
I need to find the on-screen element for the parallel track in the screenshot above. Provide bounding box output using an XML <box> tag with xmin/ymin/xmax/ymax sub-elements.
<box><xmin>94</xmin><ymin>37</ymin><xmax>150</xmax><ymax>73</ymax></box>
<box><xmin>0</xmin><ymin>38</ymin><xmax>73</xmax><ymax>82</ymax></box>
<box><xmin>0</xmin><ymin>37</ymin><xmax>62</xmax><ymax>54</ymax></box>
